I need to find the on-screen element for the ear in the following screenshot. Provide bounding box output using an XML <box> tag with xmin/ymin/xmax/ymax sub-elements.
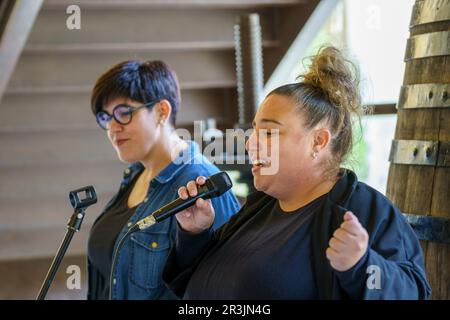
<box><xmin>312</xmin><ymin>128</ymin><xmax>332</xmax><ymax>152</ymax></box>
<box><xmin>155</xmin><ymin>99</ymin><xmax>172</xmax><ymax>124</ymax></box>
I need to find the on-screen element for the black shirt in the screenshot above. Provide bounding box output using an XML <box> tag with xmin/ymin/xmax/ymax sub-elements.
<box><xmin>88</xmin><ymin>176</ymin><xmax>138</xmax><ymax>299</ymax></box>
<box><xmin>183</xmin><ymin>194</ymin><xmax>327</xmax><ymax>299</ymax></box>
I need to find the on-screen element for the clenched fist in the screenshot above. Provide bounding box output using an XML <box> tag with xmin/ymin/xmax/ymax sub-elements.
<box><xmin>326</xmin><ymin>211</ymin><xmax>369</xmax><ymax>272</ymax></box>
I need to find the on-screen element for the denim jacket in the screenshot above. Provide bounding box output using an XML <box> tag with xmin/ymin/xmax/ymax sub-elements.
<box><xmin>87</xmin><ymin>141</ymin><xmax>241</xmax><ymax>300</ymax></box>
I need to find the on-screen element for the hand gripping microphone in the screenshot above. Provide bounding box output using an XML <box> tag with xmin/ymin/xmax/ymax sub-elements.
<box><xmin>109</xmin><ymin>172</ymin><xmax>232</xmax><ymax>299</ymax></box>
<box><xmin>133</xmin><ymin>171</ymin><xmax>233</xmax><ymax>231</ymax></box>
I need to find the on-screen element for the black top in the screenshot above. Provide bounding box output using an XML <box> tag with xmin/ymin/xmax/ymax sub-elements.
<box><xmin>87</xmin><ymin>176</ymin><xmax>138</xmax><ymax>299</ymax></box>
<box><xmin>181</xmin><ymin>194</ymin><xmax>326</xmax><ymax>299</ymax></box>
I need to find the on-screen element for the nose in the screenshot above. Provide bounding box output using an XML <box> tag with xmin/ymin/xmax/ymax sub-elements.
<box><xmin>245</xmin><ymin>129</ymin><xmax>258</xmax><ymax>153</ymax></box>
<box><xmin>108</xmin><ymin>117</ymin><xmax>123</xmax><ymax>132</ymax></box>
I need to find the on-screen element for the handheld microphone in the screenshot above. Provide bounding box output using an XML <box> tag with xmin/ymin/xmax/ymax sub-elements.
<box><xmin>134</xmin><ymin>171</ymin><xmax>233</xmax><ymax>231</ymax></box>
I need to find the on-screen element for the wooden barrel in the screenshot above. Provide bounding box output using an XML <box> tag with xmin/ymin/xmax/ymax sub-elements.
<box><xmin>386</xmin><ymin>0</ymin><xmax>450</xmax><ymax>299</ymax></box>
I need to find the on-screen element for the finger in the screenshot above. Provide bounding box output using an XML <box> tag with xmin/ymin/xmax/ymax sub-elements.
<box><xmin>196</xmin><ymin>197</ymin><xmax>205</xmax><ymax>207</ymax></box>
<box><xmin>186</xmin><ymin>180</ymin><xmax>199</xmax><ymax>197</ymax></box>
<box><xmin>326</xmin><ymin>247</ymin><xmax>339</xmax><ymax>260</ymax></box>
<box><xmin>196</xmin><ymin>176</ymin><xmax>206</xmax><ymax>185</ymax></box>
<box><xmin>340</xmin><ymin>219</ymin><xmax>362</xmax><ymax>237</ymax></box>
<box><xmin>198</xmin><ymin>198</ymin><xmax>214</xmax><ymax>211</ymax></box>
<box><xmin>343</xmin><ymin>211</ymin><xmax>356</xmax><ymax>221</ymax></box>
<box><xmin>178</xmin><ymin>186</ymin><xmax>188</xmax><ymax>200</ymax></box>
<box><xmin>333</xmin><ymin>228</ymin><xmax>357</xmax><ymax>244</ymax></box>
<box><xmin>328</xmin><ymin>237</ymin><xmax>346</xmax><ymax>252</ymax></box>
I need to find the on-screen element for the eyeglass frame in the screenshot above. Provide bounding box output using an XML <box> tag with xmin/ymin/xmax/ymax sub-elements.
<box><xmin>95</xmin><ymin>100</ymin><xmax>160</xmax><ymax>130</ymax></box>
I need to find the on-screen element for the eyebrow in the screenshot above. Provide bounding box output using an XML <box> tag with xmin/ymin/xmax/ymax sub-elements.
<box><xmin>101</xmin><ymin>103</ymin><xmax>130</xmax><ymax>114</ymax></box>
<box><xmin>252</xmin><ymin>118</ymin><xmax>283</xmax><ymax>127</ymax></box>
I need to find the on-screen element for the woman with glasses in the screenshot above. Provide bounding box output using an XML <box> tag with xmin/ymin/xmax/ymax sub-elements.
<box><xmin>87</xmin><ymin>60</ymin><xmax>241</xmax><ymax>300</ymax></box>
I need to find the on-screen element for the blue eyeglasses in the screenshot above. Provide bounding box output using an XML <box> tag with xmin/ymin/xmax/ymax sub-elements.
<box><xmin>96</xmin><ymin>100</ymin><xmax>159</xmax><ymax>130</ymax></box>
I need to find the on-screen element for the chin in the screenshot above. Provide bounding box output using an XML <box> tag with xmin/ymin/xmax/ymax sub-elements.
<box><xmin>253</xmin><ymin>175</ymin><xmax>270</xmax><ymax>192</ymax></box>
<box><xmin>254</xmin><ymin>170</ymin><xmax>285</xmax><ymax>198</ymax></box>
<box><xmin>116</xmin><ymin>151</ymin><xmax>136</xmax><ymax>164</ymax></box>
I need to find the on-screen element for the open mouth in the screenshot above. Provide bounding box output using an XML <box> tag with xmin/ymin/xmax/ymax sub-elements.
<box><xmin>252</xmin><ymin>159</ymin><xmax>271</xmax><ymax>167</ymax></box>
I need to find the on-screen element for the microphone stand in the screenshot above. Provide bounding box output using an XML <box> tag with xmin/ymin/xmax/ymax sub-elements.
<box><xmin>36</xmin><ymin>186</ymin><xmax>97</xmax><ymax>300</ymax></box>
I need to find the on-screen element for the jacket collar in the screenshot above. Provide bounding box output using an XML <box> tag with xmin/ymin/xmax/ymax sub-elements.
<box><xmin>154</xmin><ymin>141</ymin><xmax>201</xmax><ymax>184</ymax></box>
<box><xmin>327</xmin><ymin>169</ymin><xmax>358</xmax><ymax>206</ymax></box>
<box><xmin>121</xmin><ymin>141</ymin><xmax>201</xmax><ymax>186</ymax></box>
<box><xmin>312</xmin><ymin>169</ymin><xmax>359</xmax><ymax>300</ymax></box>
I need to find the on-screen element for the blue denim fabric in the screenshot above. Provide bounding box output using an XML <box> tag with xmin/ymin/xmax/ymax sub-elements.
<box><xmin>87</xmin><ymin>141</ymin><xmax>241</xmax><ymax>299</ymax></box>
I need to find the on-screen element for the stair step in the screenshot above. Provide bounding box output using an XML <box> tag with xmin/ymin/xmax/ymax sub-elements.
<box><xmin>5</xmin><ymin>80</ymin><xmax>237</xmax><ymax>95</ymax></box>
<box><xmin>0</xmin><ymin>130</ymin><xmax>116</xmax><ymax>168</ymax></box>
<box><xmin>0</xmin><ymin>226</ymin><xmax>91</xmax><ymax>261</ymax></box>
<box><xmin>29</xmin><ymin>7</ymin><xmax>275</xmax><ymax>44</ymax></box>
<box><xmin>0</xmin><ymin>163</ymin><xmax>125</xmax><ymax>201</ymax></box>
<box><xmin>0</xmin><ymin>192</ymin><xmax>116</xmax><ymax>230</ymax></box>
<box><xmin>8</xmin><ymin>51</ymin><xmax>237</xmax><ymax>88</ymax></box>
<box><xmin>24</xmin><ymin>40</ymin><xmax>278</xmax><ymax>53</ymax></box>
<box><xmin>0</xmin><ymin>89</ymin><xmax>236</xmax><ymax>130</ymax></box>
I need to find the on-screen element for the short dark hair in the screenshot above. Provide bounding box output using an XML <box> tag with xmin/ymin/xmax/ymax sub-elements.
<box><xmin>91</xmin><ymin>60</ymin><xmax>181</xmax><ymax>126</ymax></box>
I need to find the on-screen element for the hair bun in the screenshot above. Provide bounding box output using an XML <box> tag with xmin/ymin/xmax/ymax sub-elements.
<box><xmin>298</xmin><ymin>46</ymin><xmax>362</xmax><ymax>115</ymax></box>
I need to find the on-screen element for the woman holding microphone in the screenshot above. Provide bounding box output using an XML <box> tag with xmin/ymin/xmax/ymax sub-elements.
<box><xmin>162</xmin><ymin>47</ymin><xmax>430</xmax><ymax>299</ymax></box>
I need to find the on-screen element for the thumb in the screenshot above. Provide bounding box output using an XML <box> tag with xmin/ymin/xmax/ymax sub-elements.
<box><xmin>196</xmin><ymin>198</ymin><xmax>210</xmax><ymax>210</ymax></box>
<box><xmin>343</xmin><ymin>211</ymin><xmax>355</xmax><ymax>221</ymax></box>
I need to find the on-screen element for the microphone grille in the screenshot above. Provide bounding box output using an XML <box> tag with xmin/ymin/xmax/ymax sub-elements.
<box><xmin>207</xmin><ymin>172</ymin><xmax>233</xmax><ymax>196</ymax></box>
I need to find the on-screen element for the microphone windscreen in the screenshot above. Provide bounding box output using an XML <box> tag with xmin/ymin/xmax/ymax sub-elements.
<box><xmin>207</xmin><ymin>172</ymin><xmax>233</xmax><ymax>197</ymax></box>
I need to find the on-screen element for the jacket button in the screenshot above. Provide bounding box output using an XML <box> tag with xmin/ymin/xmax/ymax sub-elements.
<box><xmin>113</xmin><ymin>278</ymin><xmax>117</xmax><ymax>285</ymax></box>
<box><xmin>143</xmin><ymin>197</ymin><xmax>148</xmax><ymax>203</ymax></box>
<box><xmin>151</xmin><ymin>242</ymin><xmax>158</xmax><ymax>249</ymax></box>
<box><xmin>124</xmin><ymin>168</ymin><xmax>131</xmax><ymax>175</ymax></box>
